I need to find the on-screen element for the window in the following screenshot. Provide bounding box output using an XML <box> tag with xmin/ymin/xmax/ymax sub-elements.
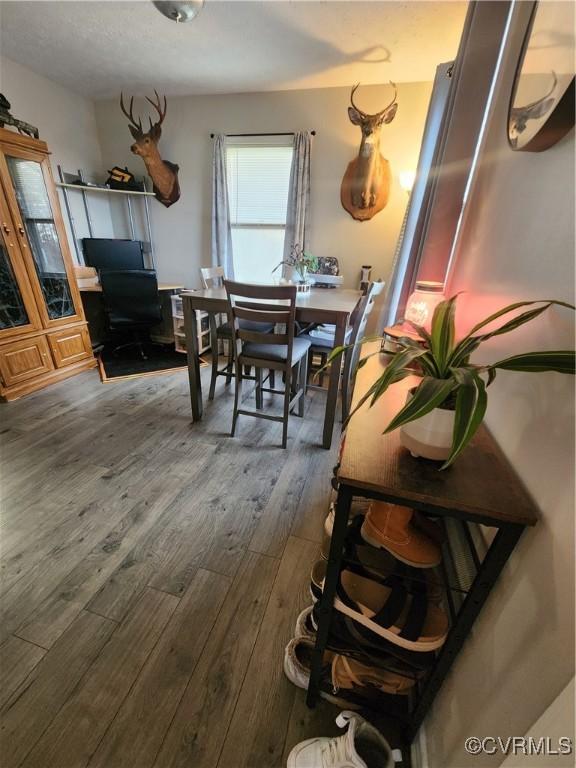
<box><xmin>226</xmin><ymin>138</ymin><xmax>293</xmax><ymax>282</ymax></box>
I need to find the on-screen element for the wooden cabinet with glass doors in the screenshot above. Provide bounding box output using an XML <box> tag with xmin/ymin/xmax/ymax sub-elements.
<box><xmin>0</xmin><ymin>127</ymin><xmax>95</xmax><ymax>401</ymax></box>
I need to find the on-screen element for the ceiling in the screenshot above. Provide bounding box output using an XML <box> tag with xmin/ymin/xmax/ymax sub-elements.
<box><xmin>0</xmin><ymin>1</ymin><xmax>467</xmax><ymax>99</ymax></box>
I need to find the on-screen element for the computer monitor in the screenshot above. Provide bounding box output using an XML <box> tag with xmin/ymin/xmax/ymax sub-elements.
<box><xmin>82</xmin><ymin>238</ymin><xmax>145</xmax><ymax>272</ymax></box>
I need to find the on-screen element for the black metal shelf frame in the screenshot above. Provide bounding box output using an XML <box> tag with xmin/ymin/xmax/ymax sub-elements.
<box><xmin>337</xmin><ymin>515</ymin><xmax>477</xmax><ymax>598</ymax></box>
<box><xmin>306</xmin><ymin>481</ymin><xmax>526</xmax><ymax>744</ymax></box>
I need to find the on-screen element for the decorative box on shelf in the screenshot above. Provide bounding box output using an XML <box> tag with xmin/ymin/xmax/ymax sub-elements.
<box><xmin>308</xmin><ymin>273</ymin><xmax>344</xmax><ymax>289</ymax></box>
<box><xmin>171</xmin><ymin>294</ymin><xmax>210</xmax><ymax>355</ymax></box>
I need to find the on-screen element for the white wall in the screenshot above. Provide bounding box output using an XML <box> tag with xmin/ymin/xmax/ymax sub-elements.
<box><xmin>94</xmin><ymin>82</ymin><xmax>433</xmax><ymax>288</ymax></box>
<box><xmin>425</xmin><ymin>3</ymin><xmax>575</xmax><ymax>766</ymax></box>
<box><xmin>0</xmin><ymin>55</ymin><xmax>113</xmax><ymax>255</ymax></box>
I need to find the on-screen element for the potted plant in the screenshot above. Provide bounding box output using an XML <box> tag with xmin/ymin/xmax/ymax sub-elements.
<box><xmin>273</xmin><ymin>244</ymin><xmax>319</xmax><ymax>284</ymax></box>
<box><xmin>327</xmin><ymin>295</ymin><xmax>575</xmax><ymax>469</ymax></box>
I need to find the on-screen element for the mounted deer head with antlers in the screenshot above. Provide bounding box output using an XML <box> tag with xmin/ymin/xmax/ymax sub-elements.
<box><xmin>340</xmin><ymin>82</ymin><xmax>398</xmax><ymax>221</ymax></box>
<box><xmin>120</xmin><ymin>91</ymin><xmax>180</xmax><ymax>207</ymax></box>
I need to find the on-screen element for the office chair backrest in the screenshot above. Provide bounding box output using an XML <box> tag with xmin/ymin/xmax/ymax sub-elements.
<box><xmin>342</xmin><ymin>281</ymin><xmax>385</xmax><ymax>417</ymax></box>
<box><xmin>100</xmin><ymin>270</ymin><xmax>162</xmax><ymax>325</ymax></box>
<box><xmin>224</xmin><ymin>280</ymin><xmax>297</xmax><ymax>361</ymax></box>
<box><xmin>200</xmin><ymin>266</ymin><xmax>225</xmax><ymax>289</ymax></box>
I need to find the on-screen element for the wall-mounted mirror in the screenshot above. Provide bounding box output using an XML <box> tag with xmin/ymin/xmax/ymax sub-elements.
<box><xmin>508</xmin><ymin>1</ymin><xmax>574</xmax><ymax>151</ymax></box>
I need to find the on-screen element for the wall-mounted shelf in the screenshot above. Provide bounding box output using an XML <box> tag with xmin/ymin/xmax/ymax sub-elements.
<box><xmin>56</xmin><ymin>167</ymin><xmax>156</xmax><ymax>269</ymax></box>
<box><xmin>55</xmin><ymin>182</ymin><xmax>156</xmax><ymax>197</ymax></box>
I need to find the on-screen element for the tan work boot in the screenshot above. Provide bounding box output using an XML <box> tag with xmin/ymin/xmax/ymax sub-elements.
<box><xmin>361</xmin><ymin>502</ymin><xmax>441</xmax><ymax>568</ymax></box>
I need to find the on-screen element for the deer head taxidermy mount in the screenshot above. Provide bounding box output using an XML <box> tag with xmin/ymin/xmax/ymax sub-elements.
<box><xmin>340</xmin><ymin>82</ymin><xmax>398</xmax><ymax>221</ymax></box>
<box><xmin>120</xmin><ymin>91</ymin><xmax>180</xmax><ymax>207</ymax></box>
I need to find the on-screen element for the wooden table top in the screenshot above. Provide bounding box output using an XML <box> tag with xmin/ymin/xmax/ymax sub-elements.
<box><xmin>339</xmin><ymin>343</ymin><xmax>539</xmax><ymax>527</ymax></box>
<box><xmin>181</xmin><ymin>287</ymin><xmax>362</xmax><ymax>317</ymax></box>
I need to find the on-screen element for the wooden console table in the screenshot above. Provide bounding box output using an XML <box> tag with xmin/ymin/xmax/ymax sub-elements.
<box><xmin>307</xmin><ymin>344</ymin><xmax>539</xmax><ymax>746</ymax></box>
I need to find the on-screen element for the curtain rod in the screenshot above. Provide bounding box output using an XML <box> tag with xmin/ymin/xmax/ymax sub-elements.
<box><xmin>210</xmin><ymin>131</ymin><xmax>316</xmax><ymax>138</ymax></box>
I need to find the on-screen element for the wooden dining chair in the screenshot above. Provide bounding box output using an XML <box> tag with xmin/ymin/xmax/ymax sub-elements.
<box><xmin>340</xmin><ymin>281</ymin><xmax>385</xmax><ymax>421</ymax></box>
<box><xmin>300</xmin><ymin>281</ymin><xmax>385</xmax><ymax>421</ymax></box>
<box><xmin>200</xmin><ymin>267</ymin><xmax>233</xmax><ymax>398</ymax></box>
<box><xmin>224</xmin><ymin>281</ymin><xmax>311</xmax><ymax>448</ymax></box>
<box><xmin>200</xmin><ymin>266</ymin><xmax>274</xmax><ymax>400</ymax></box>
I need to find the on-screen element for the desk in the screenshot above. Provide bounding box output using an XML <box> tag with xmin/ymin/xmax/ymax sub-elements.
<box><xmin>79</xmin><ymin>283</ymin><xmax>184</xmax><ymax>345</ymax></box>
<box><xmin>181</xmin><ymin>287</ymin><xmax>362</xmax><ymax>449</ymax></box>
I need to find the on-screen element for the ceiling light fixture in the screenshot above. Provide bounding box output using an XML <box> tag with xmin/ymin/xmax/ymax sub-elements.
<box><xmin>152</xmin><ymin>1</ymin><xmax>204</xmax><ymax>23</ymax></box>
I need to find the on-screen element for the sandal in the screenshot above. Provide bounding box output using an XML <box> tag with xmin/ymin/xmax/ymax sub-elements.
<box><xmin>323</xmin><ymin>608</ymin><xmax>436</xmax><ymax>674</ymax></box>
<box><xmin>312</xmin><ymin>544</ymin><xmax>444</xmax><ymax>609</ymax></box>
<box><xmin>332</xmin><ymin>569</ymin><xmax>449</xmax><ymax>652</ymax></box>
<box><xmin>345</xmin><ymin>516</ymin><xmax>445</xmax><ymax>603</ymax></box>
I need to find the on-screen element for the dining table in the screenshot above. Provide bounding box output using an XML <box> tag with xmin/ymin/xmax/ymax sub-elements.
<box><xmin>181</xmin><ymin>286</ymin><xmax>363</xmax><ymax>449</ymax></box>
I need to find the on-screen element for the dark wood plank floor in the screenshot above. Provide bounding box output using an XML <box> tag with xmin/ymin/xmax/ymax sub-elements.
<box><xmin>0</xmin><ymin>365</ymin><xmax>343</xmax><ymax>768</ymax></box>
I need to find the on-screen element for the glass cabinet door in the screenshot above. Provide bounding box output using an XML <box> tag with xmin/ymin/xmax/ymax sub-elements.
<box><xmin>0</xmin><ymin>194</ymin><xmax>41</xmax><ymax>339</ymax></box>
<box><xmin>0</xmin><ymin>237</ymin><xmax>30</xmax><ymax>331</ymax></box>
<box><xmin>4</xmin><ymin>155</ymin><xmax>77</xmax><ymax>323</ymax></box>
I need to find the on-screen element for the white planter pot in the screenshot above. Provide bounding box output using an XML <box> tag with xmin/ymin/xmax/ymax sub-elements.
<box><xmin>399</xmin><ymin>402</ymin><xmax>455</xmax><ymax>461</ymax></box>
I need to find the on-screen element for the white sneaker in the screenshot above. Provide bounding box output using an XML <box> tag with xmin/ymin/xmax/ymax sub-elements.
<box><xmin>286</xmin><ymin>711</ymin><xmax>395</xmax><ymax>768</ymax></box>
<box><xmin>295</xmin><ymin>605</ymin><xmax>317</xmax><ymax>641</ymax></box>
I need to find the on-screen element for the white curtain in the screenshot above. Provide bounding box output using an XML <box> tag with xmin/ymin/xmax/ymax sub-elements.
<box><xmin>282</xmin><ymin>131</ymin><xmax>312</xmax><ymax>275</ymax></box>
<box><xmin>211</xmin><ymin>134</ymin><xmax>234</xmax><ymax>278</ymax></box>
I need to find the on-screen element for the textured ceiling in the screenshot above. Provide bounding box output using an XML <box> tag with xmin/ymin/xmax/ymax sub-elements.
<box><xmin>0</xmin><ymin>1</ymin><xmax>467</xmax><ymax>99</ymax></box>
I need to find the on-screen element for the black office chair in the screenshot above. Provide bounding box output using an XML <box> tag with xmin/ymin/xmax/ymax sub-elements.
<box><xmin>100</xmin><ymin>270</ymin><xmax>163</xmax><ymax>359</ymax></box>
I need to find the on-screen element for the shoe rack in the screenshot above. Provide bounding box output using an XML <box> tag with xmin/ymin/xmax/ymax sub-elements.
<box><xmin>306</xmin><ymin>347</ymin><xmax>539</xmax><ymax>746</ymax></box>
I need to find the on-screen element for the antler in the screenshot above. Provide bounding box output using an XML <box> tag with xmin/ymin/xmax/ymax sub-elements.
<box><xmin>511</xmin><ymin>71</ymin><xmax>557</xmax><ymax>116</ymax></box>
<box><xmin>377</xmin><ymin>81</ymin><xmax>397</xmax><ymax>118</ymax></box>
<box><xmin>350</xmin><ymin>84</ymin><xmax>367</xmax><ymax>118</ymax></box>
<box><xmin>145</xmin><ymin>89</ymin><xmax>167</xmax><ymax>129</ymax></box>
<box><xmin>120</xmin><ymin>93</ymin><xmax>142</xmax><ymax>132</ymax></box>
<box><xmin>350</xmin><ymin>81</ymin><xmax>397</xmax><ymax>118</ymax></box>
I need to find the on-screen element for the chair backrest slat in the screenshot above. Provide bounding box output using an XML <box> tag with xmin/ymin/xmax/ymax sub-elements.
<box><xmin>225</xmin><ymin>281</ymin><xmax>296</xmax><ymax>300</ymax></box>
<box><xmin>233</xmin><ymin>306</ymin><xmax>290</xmax><ymax>325</ymax></box>
<box><xmin>238</xmin><ymin>330</ymin><xmax>289</xmax><ymax>345</ymax></box>
<box><xmin>200</xmin><ymin>266</ymin><xmax>225</xmax><ymax>289</ymax></box>
<box><xmin>342</xmin><ymin>281</ymin><xmax>385</xmax><ymax>416</ymax></box>
<box><xmin>224</xmin><ymin>280</ymin><xmax>297</xmax><ymax>364</ymax></box>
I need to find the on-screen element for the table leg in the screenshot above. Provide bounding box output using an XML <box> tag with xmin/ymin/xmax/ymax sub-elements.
<box><xmin>183</xmin><ymin>297</ymin><xmax>203</xmax><ymax>421</ymax></box>
<box><xmin>322</xmin><ymin>315</ymin><xmax>347</xmax><ymax>449</ymax></box>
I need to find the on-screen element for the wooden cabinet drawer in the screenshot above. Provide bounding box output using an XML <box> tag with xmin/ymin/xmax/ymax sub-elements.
<box><xmin>47</xmin><ymin>326</ymin><xmax>92</xmax><ymax>368</ymax></box>
<box><xmin>0</xmin><ymin>335</ymin><xmax>54</xmax><ymax>387</ymax></box>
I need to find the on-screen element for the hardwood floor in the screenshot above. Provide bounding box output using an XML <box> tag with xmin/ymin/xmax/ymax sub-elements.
<box><xmin>0</xmin><ymin>366</ymin><xmax>343</xmax><ymax>768</ymax></box>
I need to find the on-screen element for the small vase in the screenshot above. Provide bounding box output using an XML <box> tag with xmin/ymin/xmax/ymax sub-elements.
<box><xmin>295</xmin><ymin>265</ymin><xmax>308</xmax><ymax>284</ymax></box>
<box><xmin>399</xmin><ymin>403</ymin><xmax>455</xmax><ymax>461</ymax></box>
